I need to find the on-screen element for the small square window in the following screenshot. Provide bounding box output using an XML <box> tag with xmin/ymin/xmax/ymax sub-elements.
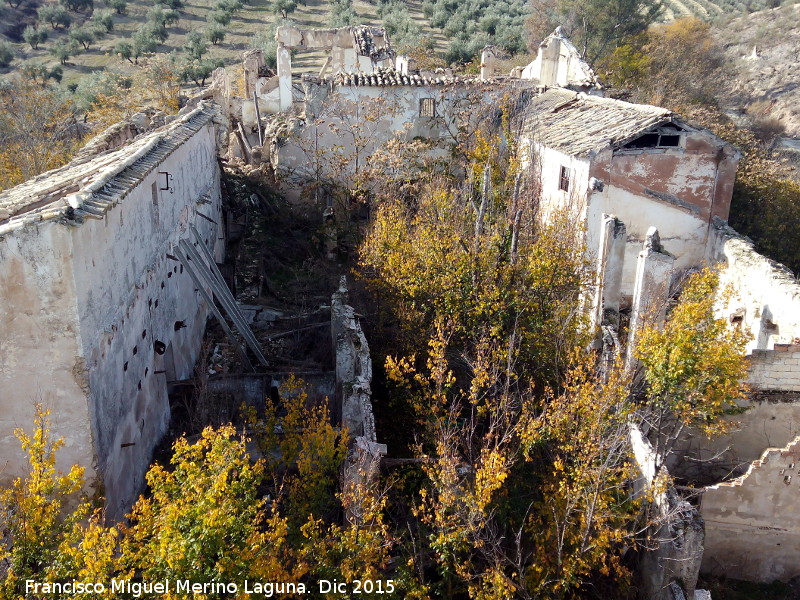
<box><xmin>559</xmin><ymin>166</ymin><xmax>570</xmax><ymax>192</ymax></box>
<box><xmin>420</xmin><ymin>98</ymin><xmax>436</xmax><ymax>118</ymax></box>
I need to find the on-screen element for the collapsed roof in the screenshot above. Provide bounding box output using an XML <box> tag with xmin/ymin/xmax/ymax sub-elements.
<box><xmin>522</xmin><ymin>88</ymin><xmax>676</xmax><ymax>157</ymax></box>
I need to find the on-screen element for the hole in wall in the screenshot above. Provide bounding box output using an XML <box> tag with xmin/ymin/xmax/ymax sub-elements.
<box><xmin>154</xmin><ymin>340</ymin><xmax>166</xmax><ymax>355</ymax></box>
<box><xmin>155</xmin><ymin>300</ymin><xmax>159</xmax><ymax>308</ymax></box>
<box><xmin>123</xmin><ymin>362</ymin><xmax>128</xmax><ymax>372</ymax></box>
<box><xmin>137</xmin><ymin>380</ymin><xmax>142</xmax><ymax>390</ymax></box>
<box><xmin>161</xmin><ymin>282</ymin><xmax>165</xmax><ymax>289</ymax></box>
<box><xmin>180</xmin><ymin>265</ymin><xmax>184</xmax><ymax>274</ymax></box>
<box><xmin>168</xmin><ymin>272</ymin><xmax>172</xmax><ymax>278</ymax></box>
<box><xmin>145</xmin><ymin>367</ymin><xmax>149</xmax><ymax>377</ymax></box>
<box><xmin>142</xmin><ymin>329</ymin><xmax>147</xmax><ymax>339</ymax></box>
<box><xmin>174</xmin><ymin>320</ymin><xmax>185</xmax><ymax>331</ymax></box>
<box><xmin>133</xmin><ymin>345</ymin><xmax>138</xmax><ymax>355</ymax></box>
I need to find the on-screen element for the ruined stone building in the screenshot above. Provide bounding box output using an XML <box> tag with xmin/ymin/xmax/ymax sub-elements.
<box><xmin>0</xmin><ymin>20</ymin><xmax>799</xmax><ymax>596</ymax></box>
<box><xmin>0</xmin><ymin>103</ymin><xmax>225</xmax><ymax>518</ymax></box>
<box><xmin>520</xmin><ymin>89</ymin><xmax>740</xmax><ymax>295</ymax></box>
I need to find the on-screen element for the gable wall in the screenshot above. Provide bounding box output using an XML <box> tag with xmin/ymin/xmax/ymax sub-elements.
<box><xmin>0</xmin><ymin>224</ymin><xmax>95</xmax><ymax>489</ymax></box>
<box><xmin>583</xmin><ymin>131</ymin><xmax>738</xmax><ymax>296</ymax></box>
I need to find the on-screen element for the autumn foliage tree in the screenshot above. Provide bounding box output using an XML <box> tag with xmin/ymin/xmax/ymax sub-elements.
<box><xmin>526</xmin><ymin>0</ymin><xmax>662</xmax><ymax>65</ymax></box>
<box><xmin>119</xmin><ymin>425</ymin><xmax>296</xmax><ymax>589</ymax></box>
<box><xmin>0</xmin><ymin>406</ymin><xmax>92</xmax><ymax>596</ymax></box>
<box><xmin>635</xmin><ymin>268</ymin><xmax>750</xmax><ymax>467</ymax></box>
<box><xmin>598</xmin><ymin>18</ymin><xmax>726</xmax><ymax>107</ymax></box>
<box><xmin>0</xmin><ymin>77</ymin><xmax>78</xmax><ymax>191</ymax></box>
<box><xmin>0</xmin><ymin>378</ymin><xmax>389</xmax><ymax>598</ymax></box>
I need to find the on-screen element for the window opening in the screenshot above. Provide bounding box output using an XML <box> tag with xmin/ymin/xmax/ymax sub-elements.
<box><xmin>559</xmin><ymin>166</ymin><xmax>570</xmax><ymax>192</ymax></box>
<box><xmin>419</xmin><ymin>98</ymin><xmax>436</xmax><ymax>118</ymax></box>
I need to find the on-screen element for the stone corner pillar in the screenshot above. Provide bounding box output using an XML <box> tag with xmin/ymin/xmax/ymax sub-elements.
<box><xmin>625</xmin><ymin>227</ymin><xmax>675</xmax><ymax>372</ymax></box>
<box><xmin>277</xmin><ymin>44</ymin><xmax>293</xmax><ymax>112</ymax></box>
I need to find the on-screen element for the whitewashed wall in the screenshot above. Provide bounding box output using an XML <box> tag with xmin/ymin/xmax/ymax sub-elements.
<box><xmin>0</xmin><ymin>120</ymin><xmax>223</xmax><ymax>518</ymax></box>
<box><xmin>0</xmin><ymin>224</ymin><xmax>95</xmax><ymax>487</ymax></box>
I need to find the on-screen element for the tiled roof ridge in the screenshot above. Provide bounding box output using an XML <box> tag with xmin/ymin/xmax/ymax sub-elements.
<box><xmin>0</xmin><ymin>102</ymin><xmax>218</xmax><ymax>238</ymax></box>
<box><xmin>332</xmin><ymin>67</ymin><xmax>501</xmax><ymax>87</ymax></box>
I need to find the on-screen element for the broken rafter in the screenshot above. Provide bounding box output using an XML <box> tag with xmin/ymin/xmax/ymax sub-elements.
<box><xmin>253</xmin><ymin>91</ymin><xmax>264</xmax><ymax>147</ymax></box>
<box><xmin>188</xmin><ymin>227</ymin><xmax>269</xmax><ymax>366</ymax></box>
<box><xmin>264</xmin><ymin>321</ymin><xmax>328</xmax><ymax>341</ymax></box>
<box><xmin>174</xmin><ymin>244</ymin><xmax>254</xmax><ymax>371</ymax></box>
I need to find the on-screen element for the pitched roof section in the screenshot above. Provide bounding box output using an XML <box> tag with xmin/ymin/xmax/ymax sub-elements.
<box><xmin>522</xmin><ymin>89</ymin><xmax>673</xmax><ymax>157</ymax></box>
<box><xmin>0</xmin><ymin>103</ymin><xmax>217</xmax><ymax>237</ymax></box>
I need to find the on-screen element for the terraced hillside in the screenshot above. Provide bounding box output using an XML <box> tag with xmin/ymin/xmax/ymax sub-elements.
<box><xmin>660</xmin><ymin>0</ymin><xmax>785</xmax><ymax>21</ymax></box>
<box><xmin>0</xmin><ymin>0</ymin><xmax>447</xmax><ymax>86</ymax></box>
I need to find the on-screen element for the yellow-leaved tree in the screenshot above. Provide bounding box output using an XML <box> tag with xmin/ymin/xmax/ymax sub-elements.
<box><xmin>635</xmin><ymin>268</ymin><xmax>750</xmax><ymax>468</ymax></box>
<box><xmin>0</xmin><ymin>405</ymin><xmax>92</xmax><ymax>597</ymax></box>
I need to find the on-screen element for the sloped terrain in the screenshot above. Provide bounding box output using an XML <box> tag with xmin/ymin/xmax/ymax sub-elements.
<box><xmin>712</xmin><ymin>2</ymin><xmax>800</xmax><ymax>137</ymax></box>
<box><xmin>661</xmin><ymin>0</ymin><xmax>785</xmax><ymax>21</ymax></box>
<box><xmin>0</xmin><ymin>0</ymin><xmax>446</xmax><ymax>86</ymax></box>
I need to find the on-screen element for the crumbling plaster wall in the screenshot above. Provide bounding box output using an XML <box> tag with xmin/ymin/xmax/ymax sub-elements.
<box><xmin>528</xmin><ymin>129</ymin><xmax>737</xmax><ymax>298</ymax></box>
<box><xmin>0</xmin><ymin>224</ymin><xmax>95</xmax><ymax>488</ymax></box>
<box><xmin>69</xmin><ymin>122</ymin><xmax>224</xmax><ymax>518</ymax></box>
<box><xmin>670</xmin><ymin>396</ymin><xmax>800</xmax><ymax>481</ymax></box>
<box><xmin>584</xmin><ymin>134</ymin><xmax>737</xmax><ymax>296</ymax></box>
<box><xmin>523</xmin><ymin>143</ymin><xmax>591</xmax><ymax>223</ymax></box>
<box><xmin>521</xmin><ymin>32</ymin><xmax>597</xmax><ymax>89</ymax></box>
<box><xmin>707</xmin><ymin>220</ymin><xmax>800</xmax><ymax>353</ymax></box>
<box><xmin>274</xmin><ymin>85</ymin><xmax>464</xmax><ymax>189</ymax></box>
<box><xmin>701</xmin><ymin>436</ymin><xmax>800</xmax><ymax>583</ymax></box>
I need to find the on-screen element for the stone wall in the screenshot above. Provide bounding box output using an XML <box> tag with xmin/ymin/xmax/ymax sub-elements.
<box><xmin>701</xmin><ymin>436</ymin><xmax>800</xmax><ymax>583</ymax></box>
<box><xmin>0</xmin><ymin>104</ymin><xmax>224</xmax><ymax>518</ymax></box>
<box><xmin>331</xmin><ymin>276</ymin><xmax>386</xmax><ymax>520</ymax></box>
<box><xmin>273</xmin><ymin>83</ymin><xmax>486</xmax><ymax>189</ymax></box>
<box><xmin>707</xmin><ymin>218</ymin><xmax>800</xmax><ymax>354</ymax></box>
<box><xmin>630</xmin><ymin>423</ymin><xmax>705</xmax><ymax>600</ymax></box>
<box><xmin>71</xmin><ymin>116</ymin><xmax>225</xmax><ymax>517</ymax></box>
<box><xmin>747</xmin><ymin>344</ymin><xmax>800</xmax><ymax>392</ymax></box>
<box><xmin>331</xmin><ymin>276</ymin><xmax>375</xmax><ymax>442</ymax></box>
